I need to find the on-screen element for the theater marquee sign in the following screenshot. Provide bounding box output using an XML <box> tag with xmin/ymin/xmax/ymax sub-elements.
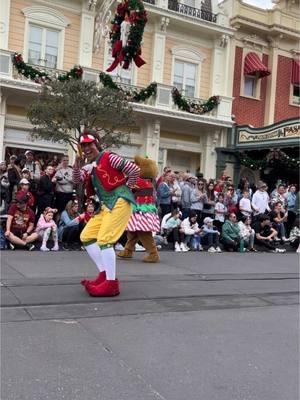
<box><xmin>236</xmin><ymin>119</ymin><xmax>300</xmax><ymax>147</ymax></box>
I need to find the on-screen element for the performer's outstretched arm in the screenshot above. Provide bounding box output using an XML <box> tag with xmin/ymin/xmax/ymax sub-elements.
<box><xmin>108</xmin><ymin>153</ymin><xmax>140</xmax><ymax>188</ymax></box>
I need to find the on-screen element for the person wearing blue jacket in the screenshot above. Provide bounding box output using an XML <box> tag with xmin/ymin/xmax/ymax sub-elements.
<box><xmin>202</xmin><ymin>217</ymin><xmax>222</xmax><ymax>253</ymax></box>
<box><xmin>157</xmin><ymin>175</ymin><xmax>172</xmax><ymax>218</ymax></box>
<box><xmin>58</xmin><ymin>199</ymin><xmax>84</xmax><ymax>250</ymax></box>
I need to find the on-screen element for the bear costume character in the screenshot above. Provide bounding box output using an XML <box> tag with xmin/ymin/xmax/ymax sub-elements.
<box><xmin>117</xmin><ymin>155</ymin><xmax>160</xmax><ymax>263</ymax></box>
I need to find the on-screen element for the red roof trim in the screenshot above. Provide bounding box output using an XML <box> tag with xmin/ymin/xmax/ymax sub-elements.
<box><xmin>244</xmin><ymin>52</ymin><xmax>271</xmax><ymax>79</ymax></box>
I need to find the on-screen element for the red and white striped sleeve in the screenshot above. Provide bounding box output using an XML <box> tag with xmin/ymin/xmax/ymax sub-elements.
<box><xmin>72</xmin><ymin>165</ymin><xmax>88</xmax><ymax>184</ymax></box>
<box><xmin>109</xmin><ymin>153</ymin><xmax>140</xmax><ymax>188</ymax></box>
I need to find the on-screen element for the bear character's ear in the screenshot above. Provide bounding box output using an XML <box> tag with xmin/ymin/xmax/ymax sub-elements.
<box><xmin>134</xmin><ymin>155</ymin><xmax>143</xmax><ymax>165</ymax></box>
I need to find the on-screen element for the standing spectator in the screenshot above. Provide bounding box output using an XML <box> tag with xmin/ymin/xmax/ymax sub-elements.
<box><xmin>7</xmin><ymin>155</ymin><xmax>21</xmax><ymax>203</ymax></box>
<box><xmin>37</xmin><ymin>165</ymin><xmax>55</xmax><ymax>217</ymax></box>
<box><xmin>36</xmin><ymin>207</ymin><xmax>59</xmax><ymax>251</ymax></box>
<box><xmin>286</xmin><ymin>184</ymin><xmax>297</xmax><ymax>236</ymax></box>
<box><xmin>53</xmin><ymin>155</ymin><xmax>74</xmax><ymax>213</ymax></box>
<box><xmin>157</xmin><ymin>175</ymin><xmax>172</xmax><ymax>218</ymax></box>
<box><xmin>157</xmin><ymin>166</ymin><xmax>172</xmax><ymax>187</ymax></box>
<box><xmin>269</xmin><ymin>201</ymin><xmax>289</xmax><ymax>242</ymax></box>
<box><xmin>170</xmin><ymin>172</ymin><xmax>182</xmax><ymax>211</ymax></box>
<box><xmin>202</xmin><ymin>181</ymin><xmax>215</xmax><ymax>220</ymax></box>
<box><xmin>58</xmin><ymin>200</ymin><xmax>84</xmax><ymax>250</ymax></box>
<box><xmin>251</xmin><ymin>181</ymin><xmax>271</xmax><ymax>219</ymax></box>
<box><xmin>180</xmin><ymin>174</ymin><xmax>193</xmax><ymax>219</ymax></box>
<box><xmin>23</xmin><ymin>150</ymin><xmax>41</xmax><ymax>200</ymax></box>
<box><xmin>190</xmin><ymin>180</ymin><xmax>207</xmax><ymax>225</ymax></box>
<box><xmin>224</xmin><ymin>185</ymin><xmax>238</xmax><ymax>214</ymax></box>
<box><xmin>5</xmin><ymin>194</ymin><xmax>38</xmax><ymax>250</ymax></box>
<box><xmin>214</xmin><ymin>193</ymin><xmax>227</xmax><ymax>232</ymax></box>
<box><xmin>221</xmin><ymin>213</ymin><xmax>240</xmax><ymax>252</ymax></box>
<box><xmin>254</xmin><ymin>214</ymin><xmax>286</xmax><ymax>253</ymax></box>
<box><xmin>238</xmin><ymin>216</ymin><xmax>256</xmax><ymax>252</ymax></box>
<box><xmin>21</xmin><ymin>167</ymin><xmax>31</xmax><ymax>181</ymax></box>
<box><xmin>239</xmin><ymin>190</ymin><xmax>253</xmax><ymax>218</ymax></box>
<box><xmin>0</xmin><ymin>161</ymin><xmax>10</xmax><ymax>215</ymax></box>
<box><xmin>237</xmin><ymin>178</ymin><xmax>252</xmax><ymax>202</ymax></box>
<box><xmin>202</xmin><ymin>217</ymin><xmax>221</xmax><ymax>253</ymax></box>
<box><xmin>271</xmin><ymin>184</ymin><xmax>288</xmax><ymax>209</ymax></box>
<box><xmin>16</xmin><ymin>179</ymin><xmax>35</xmax><ymax>208</ymax></box>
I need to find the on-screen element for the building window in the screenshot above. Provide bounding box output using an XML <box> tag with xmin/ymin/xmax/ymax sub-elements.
<box><xmin>244</xmin><ymin>75</ymin><xmax>257</xmax><ymax>97</ymax></box>
<box><xmin>28</xmin><ymin>25</ymin><xmax>59</xmax><ymax>68</ymax></box>
<box><xmin>106</xmin><ymin>46</ymin><xmax>133</xmax><ymax>85</ymax></box>
<box><xmin>173</xmin><ymin>60</ymin><xmax>197</xmax><ymax>97</ymax></box>
<box><xmin>292</xmin><ymin>84</ymin><xmax>300</xmax><ymax>105</ymax></box>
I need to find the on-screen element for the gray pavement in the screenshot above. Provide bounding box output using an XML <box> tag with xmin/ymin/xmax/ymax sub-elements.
<box><xmin>1</xmin><ymin>250</ymin><xmax>299</xmax><ymax>400</ymax></box>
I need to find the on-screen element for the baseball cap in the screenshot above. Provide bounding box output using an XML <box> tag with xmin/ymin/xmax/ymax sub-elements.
<box><xmin>79</xmin><ymin>134</ymin><xmax>96</xmax><ymax>144</ymax></box>
<box><xmin>19</xmin><ymin>178</ymin><xmax>30</xmax><ymax>185</ymax></box>
<box><xmin>16</xmin><ymin>193</ymin><xmax>29</xmax><ymax>204</ymax></box>
<box><xmin>25</xmin><ymin>150</ymin><xmax>34</xmax><ymax>156</ymax></box>
<box><xmin>204</xmin><ymin>217</ymin><xmax>214</xmax><ymax>224</ymax></box>
<box><xmin>22</xmin><ymin>167</ymin><xmax>30</xmax><ymax>173</ymax></box>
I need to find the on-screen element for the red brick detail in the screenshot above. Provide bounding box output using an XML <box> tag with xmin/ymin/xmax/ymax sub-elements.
<box><xmin>232</xmin><ymin>47</ymin><xmax>268</xmax><ymax>127</ymax></box>
<box><xmin>274</xmin><ymin>56</ymin><xmax>299</xmax><ymax>123</ymax></box>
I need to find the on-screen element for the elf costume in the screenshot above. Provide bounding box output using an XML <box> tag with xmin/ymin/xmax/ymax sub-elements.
<box><xmin>117</xmin><ymin>155</ymin><xmax>160</xmax><ymax>263</ymax></box>
<box><xmin>73</xmin><ymin>134</ymin><xmax>140</xmax><ymax>297</ymax></box>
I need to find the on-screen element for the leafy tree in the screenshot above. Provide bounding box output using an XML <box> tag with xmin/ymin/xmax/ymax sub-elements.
<box><xmin>27</xmin><ymin>79</ymin><xmax>136</xmax><ymax>151</ymax></box>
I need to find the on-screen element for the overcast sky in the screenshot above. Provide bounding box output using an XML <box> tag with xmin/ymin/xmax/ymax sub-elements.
<box><xmin>219</xmin><ymin>0</ymin><xmax>274</xmax><ymax>8</ymax></box>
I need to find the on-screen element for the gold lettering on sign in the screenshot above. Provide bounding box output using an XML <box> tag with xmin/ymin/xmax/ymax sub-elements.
<box><xmin>238</xmin><ymin>124</ymin><xmax>300</xmax><ymax>143</ymax></box>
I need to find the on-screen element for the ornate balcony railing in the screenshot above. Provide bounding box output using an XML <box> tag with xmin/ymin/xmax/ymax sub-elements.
<box><xmin>168</xmin><ymin>0</ymin><xmax>217</xmax><ymax>23</ymax></box>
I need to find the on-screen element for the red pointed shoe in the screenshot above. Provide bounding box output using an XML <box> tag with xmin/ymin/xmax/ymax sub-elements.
<box><xmin>81</xmin><ymin>271</ymin><xmax>106</xmax><ymax>287</ymax></box>
<box><xmin>86</xmin><ymin>279</ymin><xmax>120</xmax><ymax>297</ymax></box>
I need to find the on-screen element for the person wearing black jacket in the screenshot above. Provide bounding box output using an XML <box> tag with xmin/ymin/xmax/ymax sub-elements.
<box><xmin>37</xmin><ymin>165</ymin><xmax>55</xmax><ymax>218</ymax></box>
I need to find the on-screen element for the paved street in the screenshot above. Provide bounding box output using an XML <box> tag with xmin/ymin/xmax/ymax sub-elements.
<box><xmin>1</xmin><ymin>250</ymin><xmax>299</xmax><ymax>400</ymax></box>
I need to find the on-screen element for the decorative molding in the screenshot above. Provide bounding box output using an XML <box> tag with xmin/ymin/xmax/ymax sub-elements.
<box><xmin>160</xmin><ymin>16</ymin><xmax>169</xmax><ymax>32</ymax></box>
<box><xmin>93</xmin><ymin>0</ymin><xmax>115</xmax><ymax>53</ymax></box>
<box><xmin>219</xmin><ymin>34</ymin><xmax>229</xmax><ymax>48</ymax></box>
<box><xmin>171</xmin><ymin>47</ymin><xmax>206</xmax><ymax>62</ymax></box>
<box><xmin>267</xmin><ymin>34</ymin><xmax>284</xmax><ymax>49</ymax></box>
<box><xmin>22</xmin><ymin>6</ymin><xmax>70</xmax><ymax>27</ymax></box>
<box><xmin>241</xmin><ymin>34</ymin><xmax>268</xmax><ymax>51</ymax></box>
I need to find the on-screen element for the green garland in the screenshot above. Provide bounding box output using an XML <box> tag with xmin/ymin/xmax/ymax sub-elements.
<box><xmin>239</xmin><ymin>150</ymin><xmax>300</xmax><ymax>170</ymax></box>
<box><xmin>99</xmin><ymin>72</ymin><xmax>156</xmax><ymax>102</ymax></box>
<box><xmin>12</xmin><ymin>53</ymin><xmax>83</xmax><ymax>82</ymax></box>
<box><xmin>172</xmin><ymin>87</ymin><xmax>219</xmax><ymax>114</ymax></box>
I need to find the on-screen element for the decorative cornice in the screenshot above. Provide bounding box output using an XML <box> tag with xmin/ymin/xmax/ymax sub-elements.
<box><xmin>0</xmin><ymin>77</ymin><xmax>40</xmax><ymax>93</ymax></box>
<box><xmin>22</xmin><ymin>6</ymin><xmax>71</xmax><ymax>27</ymax></box>
<box><xmin>241</xmin><ymin>34</ymin><xmax>269</xmax><ymax>50</ymax></box>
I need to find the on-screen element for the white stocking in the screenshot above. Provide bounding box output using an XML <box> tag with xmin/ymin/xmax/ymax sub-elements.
<box><xmin>101</xmin><ymin>247</ymin><xmax>116</xmax><ymax>280</ymax></box>
<box><xmin>85</xmin><ymin>243</ymin><xmax>104</xmax><ymax>273</ymax></box>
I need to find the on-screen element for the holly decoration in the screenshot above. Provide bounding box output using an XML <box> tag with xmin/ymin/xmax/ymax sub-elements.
<box><xmin>99</xmin><ymin>72</ymin><xmax>156</xmax><ymax>102</ymax></box>
<box><xmin>239</xmin><ymin>149</ymin><xmax>300</xmax><ymax>170</ymax></box>
<box><xmin>107</xmin><ymin>0</ymin><xmax>147</xmax><ymax>72</ymax></box>
<box><xmin>172</xmin><ymin>87</ymin><xmax>219</xmax><ymax>115</ymax></box>
<box><xmin>12</xmin><ymin>53</ymin><xmax>83</xmax><ymax>82</ymax></box>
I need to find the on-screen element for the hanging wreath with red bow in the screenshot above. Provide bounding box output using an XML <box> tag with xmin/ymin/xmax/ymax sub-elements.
<box><xmin>106</xmin><ymin>0</ymin><xmax>147</xmax><ymax>72</ymax></box>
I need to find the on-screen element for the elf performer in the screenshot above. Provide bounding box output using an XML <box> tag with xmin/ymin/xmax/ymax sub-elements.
<box><xmin>117</xmin><ymin>155</ymin><xmax>160</xmax><ymax>263</ymax></box>
<box><xmin>73</xmin><ymin>132</ymin><xmax>140</xmax><ymax>297</ymax></box>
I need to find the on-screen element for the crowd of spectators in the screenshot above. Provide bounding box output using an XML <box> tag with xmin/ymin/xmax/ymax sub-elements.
<box><xmin>0</xmin><ymin>151</ymin><xmax>299</xmax><ymax>254</ymax></box>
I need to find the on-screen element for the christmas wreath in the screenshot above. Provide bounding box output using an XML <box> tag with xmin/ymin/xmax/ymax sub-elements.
<box><xmin>107</xmin><ymin>0</ymin><xmax>147</xmax><ymax>72</ymax></box>
<box><xmin>12</xmin><ymin>53</ymin><xmax>83</xmax><ymax>82</ymax></box>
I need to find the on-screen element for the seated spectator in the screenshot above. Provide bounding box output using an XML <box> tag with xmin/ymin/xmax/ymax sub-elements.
<box><xmin>289</xmin><ymin>216</ymin><xmax>300</xmax><ymax>253</ymax></box>
<box><xmin>239</xmin><ymin>190</ymin><xmax>252</xmax><ymax>218</ymax></box>
<box><xmin>269</xmin><ymin>201</ymin><xmax>289</xmax><ymax>242</ymax></box>
<box><xmin>77</xmin><ymin>198</ymin><xmax>97</xmax><ymax>225</ymax></box>
<box><xmin>163</xmin><ymin>209</ymin><xmax>186</xmax><ymax>251</ymax></box>
<box><xmin>238</xmin><ymin>216</ymin><xmax>256</xmax><ymax>252</ymax></box>
<box><xmin>180</xmin><ymin>211</ymin><xmax>201</xmax><ymax>251</ymax></box>
<box><xmin>58</xmin><ymin>200</ymin><xmax>84</xmax><ymax>250</ymax></box>
<box><xmin>202</xmin><ymin>181</ymin><xmax>215</xmax><ymax>220</ymax></box>
<box><xmin>5</xmin><ymin>194</ymin><xmax>38</xmax><ymax>250</ymax></box>
<box><xmin>221</xmin><ymin>213</ymin><xmax>240</xmax><ymax>252</ymax></box>
<box><xmin>202</xmin><ymin>217</ymin><xmax>221</xmax><ymax>253</ymax></box>
<box><xmin>254</xmin><ymin>214</ymin><xmax>286</xmax><ymax>253</ymax></box>
<box><xmin>36</xmin><ymin>207</ymin><xmax>59</xmax><ymax>251</ymax></box>
<box><xmin>214</xmin><ymin>193</ymin><xmax>227</xmax><ymax>232</ymax></box>
<box><xmin>16</xmin><ymin>178</ymin><xmax>34</xmax><ymax>208</ymax></box>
